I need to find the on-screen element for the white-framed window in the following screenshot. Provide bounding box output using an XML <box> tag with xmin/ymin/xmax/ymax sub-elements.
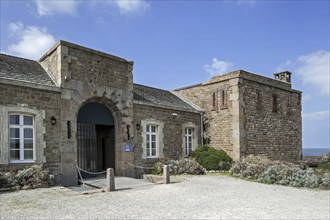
<box><xmin>146</xmin><ymin>125</ymin><xmax>157</xmax><ymax>158</ymax></box>
<box><xmin>9</xmin><ymin>114</ymin><xmax>35</xmax><ymax>162</ymax></box>
<box><xmin>184</xmin><ymin>128</ymin><xmax>194</xmax><ymax>156</ymax></box>
<box><xmin>182</xmin><ymin>122</ymin><xmax>198</xmax><ymax>157</ymax></box>
<box><xmin>141</xmin><ymin>119</ymin><xmax>164</xmax><ymax>159</ymax></box>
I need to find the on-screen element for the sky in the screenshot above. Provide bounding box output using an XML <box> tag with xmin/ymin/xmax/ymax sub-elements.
<box><xmin>0</xmin><ymin>0</ymin><xmax>329</xmax><ymax>149</ymax></box>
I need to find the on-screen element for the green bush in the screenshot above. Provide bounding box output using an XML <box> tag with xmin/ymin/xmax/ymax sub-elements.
<box><xmin>191</xmin><ymin>145</ymin><xmax>233</xmax><ymax>171</ymax></box>
<box><xmin>150</xmin><ymin>158</ymin><xmax>206</xmax><ymax>175</ymax></box>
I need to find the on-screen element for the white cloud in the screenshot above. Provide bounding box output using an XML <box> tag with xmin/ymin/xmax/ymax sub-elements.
<box><xmin>204</xmin><ymin>58</ymin><xmax>234</xmax><ymax>76</ymax></box>
<box><xmin>35</xmin><ymin>0</ymin><xmax>78</xmax><ymax>16</ymax></box>
<box><xmin>34</xmin><ymin>0</ymin><xmax>148</xmax><ymax>16</ymax></box>
<box><xmin>303</xmin><ymin>111</ymin><xmax>330</xmax><ymax>120</ymax></box>
<box><xmin>101</xmin><ymin>0</ymin><xmax>150</xmax><ymax>15</ymax></box>
<box><xmin>9</xmin><ymin>22</ymin><xmax>24</xmax><ymax>33</ymax></box>
<box><xmin>112</xmin><ymin>0</ymin><xmax>149</xmax><ymax>15</ymax></box>
<box><xmin>6</xmin><ymin>22</ymin><xmax>56</xmax><ymax>60</ymax></box>
<box><xmin>296</xmin><ymin>50</ymin><xmax>330</xmax><ymax>96</ymax></box>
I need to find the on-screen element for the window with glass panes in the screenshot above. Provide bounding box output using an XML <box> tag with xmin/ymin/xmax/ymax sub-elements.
<box><xmin>146</xmin><ymin>125</ymin><xmax>157</xmax><ymax>157</ymax></box>
<box><xmin>184</xmin><ymin>128</ymin><xmax>194</xmax><ymax>156</ymax></box>
<box><xmin>9</xmin><ymin>114</ymin><xmax>34</xmax><ymax>162</ymax></box>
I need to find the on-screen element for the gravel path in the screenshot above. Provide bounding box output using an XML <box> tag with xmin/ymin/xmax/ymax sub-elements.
<box><xmin>1</xmin><ymin>175</ymin><xmax>329</xmax><ymax>219</ymax></box>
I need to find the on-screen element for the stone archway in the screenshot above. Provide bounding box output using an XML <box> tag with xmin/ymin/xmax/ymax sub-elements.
<box><xmin>77</xmin><ymin>102</ymin><xmax>115</xmax><ymax>177</ymax></box>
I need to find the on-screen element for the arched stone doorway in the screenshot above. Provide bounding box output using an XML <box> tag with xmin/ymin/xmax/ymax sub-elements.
<box><xmin>77</xmin><ymin>102</ymin><xmax>115</xmax><ymax>177</ymax></box>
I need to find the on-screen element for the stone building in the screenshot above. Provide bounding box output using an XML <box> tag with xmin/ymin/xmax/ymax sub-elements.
<box><xmin>0</xmin><ymin>41</ymin><xmax>302</xmax><ymax>186</ymax></box>
<box><xmin>175</xmin><ymin>70</ymin><xmax>302</xmax><ymax>162</ymax></box>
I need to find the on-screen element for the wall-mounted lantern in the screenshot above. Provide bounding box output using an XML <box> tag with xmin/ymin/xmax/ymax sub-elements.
<box><xmin>136</xmin><ymin>123</ymin><xmax>141</xmax><ymax>131</ymax></box>
<box><xmin>51</xmin><ymin>116</ymin><xmax>56</xmax><ymax>125</ymax></box>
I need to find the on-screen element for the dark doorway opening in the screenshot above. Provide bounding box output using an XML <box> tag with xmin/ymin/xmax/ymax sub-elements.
<box><xmin>77</xmin><ymin>102</ymin><xmax>115</xmax><ymax>178</ymax></box>
<box><xmin>96</xmin><ymin>125</ymin><xmax>115</xmax><ymax>171</ymax></box>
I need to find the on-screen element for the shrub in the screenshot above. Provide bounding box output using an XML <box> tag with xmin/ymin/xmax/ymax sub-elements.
<box><xmin>321</xmin><ymin>153</ymin><xmax>330</xmax><ymax>163</ymax></box>
<box><xmin>319</xmin><ymin>172</ymin><xmax>330</xmax><ymax>189</ymax></box>
<box><xmin>191</xmin><ymin>145</ymin><xmax>233</xmax><ymax>171</ymax></box>
<box><xmin>230</xmin><ymin>155</ymin><xmax>278</xmax><ymax>179</ymax></box>
<box><xmin>150</xmin><ymin>158</ymin><xmax>206</xmax><ymax>175</ymax></box>
<box><xmin>0</xmin><ymin>164</ymin><xmax>54</xmax><ymax>190</ymax></box>
<box><xmin>230</xmin><ymin>155</ymin><xmax>322</xmax><ymax>188</ymax></box>
<box><xmin>316</xmin><ymin>153</ymin><xmax>330</xmax><ymax>189</ymax></box>
<box><xmin>258</xmin><ymin>164</ymin><xmax>319</xmax><ymax>188</ymax></box>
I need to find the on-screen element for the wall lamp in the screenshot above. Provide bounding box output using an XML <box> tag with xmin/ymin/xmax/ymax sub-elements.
<box><xmin>51</xmin><ymin>116</ymin><xmax>56</xmax><ymax>125</ymax></box>
<box><xmin>136</xmin><ymin>123</ymin><xmax>141</xmax><ymax>131</ymax></box>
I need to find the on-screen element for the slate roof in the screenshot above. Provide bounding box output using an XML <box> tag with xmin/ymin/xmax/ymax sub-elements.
<box><xmin>133</xmin><ymin>84</ymin><xmax>199</xmax><ymax>112</ymax></box>
<box><xmin>0</xmin><ymin>53</ymin><xmax>56</xmax><ymax>86</ymax></box>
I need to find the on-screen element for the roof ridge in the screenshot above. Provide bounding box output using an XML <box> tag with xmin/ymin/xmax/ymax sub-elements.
<box><xmin>133</xmin><ymin>83</ymin><xmax>170</xmax><ymax>92</ymax></box>
<box><xmin>0</xmin><ymin>53</ymin><xmax>38</xmax><ymax>62</ymax></box>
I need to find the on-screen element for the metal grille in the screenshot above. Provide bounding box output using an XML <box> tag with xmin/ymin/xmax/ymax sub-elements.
<box><xmin>77</xmin><ymin>123</ymin><xmax>97</xmax><ymax>172</ymax></box>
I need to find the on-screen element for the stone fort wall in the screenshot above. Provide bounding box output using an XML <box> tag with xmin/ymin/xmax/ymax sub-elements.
<box><xmin>176</xmin><ymin>70</ymin><xmax>302</xmax><ymax>162</ymax></box>
<box><xmin>174</xmin><ymin>79</ymin><xmax>236</xmax><ymax>159</ymax></box>
<box><xmin>39</xmin><ymin>41</ymin><xmax>136</xmax><ymax>185</ymax></box>
<box><xmin>241</xmin><ymin>75</ymin><xmax>302</xmax><ymax>162</ymax></box>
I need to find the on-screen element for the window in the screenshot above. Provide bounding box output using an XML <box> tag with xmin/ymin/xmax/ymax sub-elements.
<box><xmin>212</xmin><ymin>92</ymin><xmax>217</xmax><ymax>110</ymax></box>
<box><xmin>141</xmin><ymin>119</ymin><xmax>164</xmax><ymax>159</ymax></box>
<box><xmin>1</xmin><ymin>107</ymin><xmax>43</xmax><ymax>165</ymax></box>
<box><xmin>272</xmin><ymin>94</ymin><xmax>278</xmax><ymax>113</ymax></box>
<box><xmin>182</xmin><ymin>123</ymin><xmax>197</xmax><ymax>157</ymax></box>
<box><xmin>146</xmin><ymin>125</ymin><xmax>157</xmax><ymax>158</ymax></box>
<box><xmin>287</xmin><ymin>96</ymin><xmax>291</xmax><ymax>115</ymax></box>
<box><xmin>184</xmin><ymin>128</ymin><xmax>194</xmax><ymax>156</ymax></box>
<box><xmin>256</xmin><ymin>90</ymin><xmax>262</xmax><ymax>110</ymax></box>
<box><xmin>220</xmin><ymin>90</ymin><xmax>228</xmax><ymax>109</ymax></box>
<box><xmin>9</xmin><ymin>114</ymin><xmax>35</xmax><ymax>162</ymax></box>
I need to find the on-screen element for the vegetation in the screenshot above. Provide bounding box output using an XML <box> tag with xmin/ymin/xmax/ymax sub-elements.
<box><xmin>150</xmin><ymin>158</ymin><xmax>206</xmax><ymax>175</ymax></box>
<box><xmin>0</xmin><ymin>164</ymin><xmax>54</xmax><ymax>190</ymax></box>
<box><xmin>313</xmin><ymin>153</ymin><xmax>330</xmax><ymax>189</ymax></box>
<box><xmin>191</xmin><ymin>145</ymin><xmax>233</xmax><ymax>171</ymax></box>
<box><xmin>230</xmin><ymin>154</ymin><xmax>330</xmax><ymax>189</ymax></box>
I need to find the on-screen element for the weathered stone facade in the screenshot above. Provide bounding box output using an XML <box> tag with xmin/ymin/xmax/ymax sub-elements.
<box><xmin>0</xmin><ymin>80</ymin><xmax>62</xmax><ymax>182</ymax></box>
<box><xmin>133</xmin><ymin>99</ymin><xmax>201</xmax><ymax>175</ymax></box>
<box><xmin>0</xmin><ymin>41</ymin><xmax>203</xmax><ymax>186</ymax></box>
<box><xmin>0</xmin><ymin>41</ymin><xmax>302</xmax><ymax>186</ymax></box>
<box><xmin>39</xmin><ymin>41</ymin><xmax>136</xmax><ymax>185</ymax></box>
<box><xmin>175</xmin><ymin>70</ymin><xmax>302</xmax><ymax>162</ymax></box>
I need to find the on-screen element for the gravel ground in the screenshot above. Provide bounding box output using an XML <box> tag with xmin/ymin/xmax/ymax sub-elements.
<box><xmin>1</xmin><ymin>175</ymin><xmax>329</xmax><ymax>220</ymax></box>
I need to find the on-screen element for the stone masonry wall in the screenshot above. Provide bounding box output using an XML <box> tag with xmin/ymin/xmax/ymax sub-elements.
<box><xmin>241</xmin><ymin>78</ymin><xmax>302</xmax><ymax>162</ymax></box>
<box><xmin>40</xmin><ymin>41</ymin><xmax>135</xmax><ymax>185</ymax></box>
<box><xmin>175</xmin><ymin>80</ymin><xmax>237</xmax><ymax>159</ymax></box>
<box><xmin>133</xmin><ymin>104</ymin><xmax>201</xmax><ymax>175</ymax></box>
<box><xmin>39</xmin><ymin>46</ymin><xmax>60</xmax><ymax>86</ymax></box>
<box><xmin>0</xmin><ymin>82</ymin><xmax>62</xmax><ymax>183</ymax></box>
<box><xmin>176</xmin><ymin>70</ymin><xmax>302</xmax><ymax>162</ymax></box>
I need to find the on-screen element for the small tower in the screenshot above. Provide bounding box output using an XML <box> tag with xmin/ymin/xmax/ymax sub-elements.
<box><xmin>273</xmin><ymin>71</ymin><xmax>292</xmax><ymax>83</ymax></box>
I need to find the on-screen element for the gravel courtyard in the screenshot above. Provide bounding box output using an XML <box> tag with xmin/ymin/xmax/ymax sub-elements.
<box><xmin>1</xmin><ymin>175</ymin><xmax>329</xmax><ymax>220</ymax></box>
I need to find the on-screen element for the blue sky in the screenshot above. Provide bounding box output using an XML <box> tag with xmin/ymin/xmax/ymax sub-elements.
<box><xmin>1</xmin><ymin>0</ymin><xmax>329</xmax><ymax>149</ymax></box>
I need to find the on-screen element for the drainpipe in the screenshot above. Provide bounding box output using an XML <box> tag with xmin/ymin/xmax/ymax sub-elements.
<box><xmin>200</xmin><ymin>112</ymin><xmax>204</xmax><ymax>146</ymax></box>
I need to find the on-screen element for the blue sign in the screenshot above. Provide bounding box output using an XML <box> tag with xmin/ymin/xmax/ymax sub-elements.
<box><xmin>124</xmin><ymin>143</ymin><xmax>131</xmax><ymax>152</ymax></box>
